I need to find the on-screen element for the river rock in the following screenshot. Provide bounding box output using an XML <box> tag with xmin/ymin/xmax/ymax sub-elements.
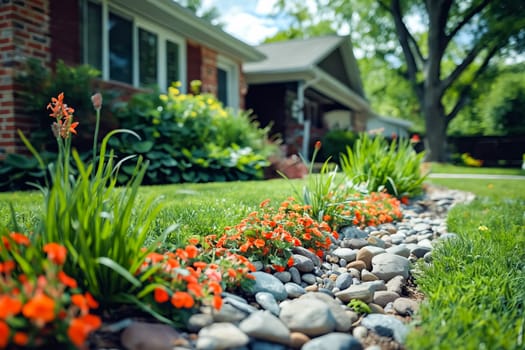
<box><xmin>250</xmin><ymin>272</ymin><xmax>287</xmax><ymax>301</ymax></box>
<box><xmin>371</xmin><ymin>253</ymin><xmax>410</xmax><ymax>281</ymax></box>
<box><xmin>196</xmin><ymin>323</ymin><xmax>249</xmax><ymax>350</ymax></box>
<box><xmin>239</xmin><ymin>310</ymin><xmax>291</xmax><ymax>345</ymax></box>
<box><xmin>302</xmin><ymin>333</ymin><xmax>363</xmax><ymax>350</ymax></box>
<box><xmin>279</xmin><ymin>298</ymin><xmax>337</xmax><ymax>336</ymax></box>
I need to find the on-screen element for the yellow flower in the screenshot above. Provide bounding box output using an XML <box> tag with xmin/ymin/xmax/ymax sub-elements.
<box><xmin>159</xmin><ymin>94</ymin><xmax>168</xmax><ymax>102</ymax></box>
<box><xmin>478</xmin><ymin>225</ymin><xmax>489</xmax><ymax>232</ymax></box>
<box><xmin>168</xmin><ymin>86</ymin><xmax>180</xmax><ymax>97</ymax></box>
<box><xmin>152</xmin><ymin>118</ymin><xmax>160</xmax><ymax>125</ymax></box>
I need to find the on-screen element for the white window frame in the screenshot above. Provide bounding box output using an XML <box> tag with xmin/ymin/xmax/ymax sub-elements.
<box><xmin>83</xmin><ymin>0</ymin><xmax>186</xmax><ymax>92</ymax></box>
<box><xmin>217</xmin><ymin>55</ymin><xmax>239</xmax><ymax>109</ymax></box>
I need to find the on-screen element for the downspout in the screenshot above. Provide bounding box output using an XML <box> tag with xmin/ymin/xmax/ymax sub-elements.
<box><xmin>297</xmin><ymin>71</ymin><xmax>320</xmax><ymax>159</ymax></box>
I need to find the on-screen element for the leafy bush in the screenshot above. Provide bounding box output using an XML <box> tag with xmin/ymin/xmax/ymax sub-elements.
<box><xmin>110</xmin><ymin>85</ymin><xmax>278</xmax><ymax>184</ymax></box>
<box><xmin>340</xmin><ymin>132</ymin><xmax>427</xmax><ymax>197</ymax></box>
<box><xmin>320</xmin><ymin>129</ymin><xmax>357</xmax><ymax>163</ymax></box>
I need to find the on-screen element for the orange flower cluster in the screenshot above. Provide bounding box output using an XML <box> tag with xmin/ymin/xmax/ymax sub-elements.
<box><xmin>136</xmin><ymin>244</ymin><xmax>256</xmax><ymax>314</ymax></box>
<box><xmin>206</xmin><ymin>198</ymin><xmax>338</xmax><ymax>272</ymax></box>
<box><xmin>335</xmin><ymin>191</ymin><xmax>403</xmax><ymax>228</ymax></box>
<box><xmin>0</xmin><ymin>232</ymin><xmax>101</xmax><ymax>349</ymax></box>
<box><xmin>47</xmin><ymin>92</ymin><xmax>79</xmax><ymax>138</ymax></box>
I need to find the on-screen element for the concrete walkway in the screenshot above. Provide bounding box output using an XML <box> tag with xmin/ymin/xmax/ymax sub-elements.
<box><xmin>428</xmin><ymin>173</ymin><xmax>525</xmax><ymax>180</ymax></box>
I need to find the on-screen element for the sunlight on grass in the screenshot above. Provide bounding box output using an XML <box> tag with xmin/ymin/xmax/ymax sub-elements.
<box><xmin>430</xmin><ymin>162</ymin><xmax>525</xmax><ymax>176</ymax></box>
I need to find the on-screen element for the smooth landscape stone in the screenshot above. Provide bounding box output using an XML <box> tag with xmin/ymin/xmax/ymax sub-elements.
<box><xmin>373</xmin><ymin>291</ymin><xmax>400</xmax><ymax>307</ymax></box>
<box><xmin>121</xmin><ymin>322</ymin><xmax>187</xmax><ymax>350</ymax></box>
<box><xmin>293</xmin><ymin>246</ymin><xmax>322</xmax><ymax>266</ymax></box>
<box><xmin>301</xmin><ymin>273</ymin><xmax>317</xmax><ymax>285</ymax></box>
<box><xmin>197</xmin><ymin>323</ymin><xmax>249</xmax><ymax>350</ymax></box>
<box><xmin>289</xmin><ymin>332</ymin><xmax>310</xmax><ymax>349</ymax></box>
<box><xmin>223</xmin><ymin>296</ymin><xmax>258</xmax><ymax>314</ymax></box>
<box><xmin>424</xmin><ymin>251</ymin><xmax>433</xmax><ymax>262</ymax></box>
<box><xmin>404</xmin><ymin>235</ymin><xmax>418</xmax><ymax>244</ymax></box>
<box><xmin>346</xmin><ymin>260</ymin><xmax>367</xmax><ymax>271</ymax></box>
<box><xmin>332</xmin><ymin>247</ymin><xmax>357</xmax><ymax>262</ymax></box>
<box><xmin>285</xmin><ymin>282</ymin><xmax>306</xmax><ymax>298</ymax></box>
<box><xmin>411</xmin><ymin>245</ymin><xmax>432</xmax><ymax>258</ymax></box>
<box><xmin>211</xmin><ymin>303</ymin><xmax>247</xmax><ymax>322</ymax></box>
<box><xmin>341</xmin><ymin>238</ymin><xmax>369</xmax><ymax>249</ymax></box>
<box><xmin>292</xmin><ymin>254</ymin><xmax>315</xmax><ymax>273</ymax></box>
<box><xmin>251</xmin><ymin>341</ymin><xmax>287</xmax><ymax>350</ymax></box>
<box><xmin>368</xmin><ymin>303</ymin><xmax>385</xmax><ymax>314</ymax></box>
<box><xmin>439</xmin><ymin>233</ymin><xmax>458</xmax><ymax>240</ymax></box>
<box><xmin>341</xmin><ymin>226</ymin><xmax>368</xmax><ymax>239</ymax></box>
<box><xmin>253</xmin><ymin>261</ymin><xmax>264</xmax><ymax>271</ymax></box>
<box><xmin>418</xmin><ymin>238</ymin><xmax>433</xmax><ymax>248</ymax></box>
<box><xmin>239</xmin><ymin>310</ymin><xmax>291</xmax><ymax>345</ymax></box>
<box><xmin>250</xmin><ymin>272</ymin><xmax>288</xmax><ymax>301</ymax></box>
<box><xmin>361</xmin><ymin>314</ymin><xmax>409</xmax><ymax>343</ymax></box>
<box><xmin>367</xmin><ymin>236</ymin><xmax>386</xmax><ymax>248</ymax></box>
<box><xmin>279</xmin><ymin>298</ymin><xmax>337</xmax><ymax>336</ymax></box>
<box><xmin>393</xmin><ymin>297</ymin><xmax>420</xmax><ymax>316</ymax></box>
<box><xmin>361</xmin><ymin>280</ymin><xmax>387</xmax><ymax>292</ymax></box>
<box><xmin>352</xmin><ymin>325</ymin><xmax>368</xmax><ymax>340</ymax></box>
<box><xmin>371</xmin><ymin>253</ymin><xmax>410</xmax><ymax>282</ymax></box>
<box><xmin>335</xmin><ymin>272</ymin><xmax>353</xmax><ymax>290</ymax></box>
<box><xmin>302</xmin><ymin>333</ymin><xmax>363</xmax><ymax>350</ymax></box>
<box><xmin>305</xmin><ymin>285</ymin><xmax>319</xmax><ymax>292</ymax></box>
<box><xmin>274</xmin><ymin>271</ymin><xmax>292</xmax><ymax>283</ymax></box>
<box><xmin>255</xmin><ymin>292</ymin><xmax>280</xmax><ymax>316</ymax></box>
<box><xmin>386</xmin><ymin>245</ymin><xmax>410</xmax><ymax>258</ymax></box>
<box><xmin>417</xmin><ymin>233</ymin><xmax>433</xmax><ymax>241</ymax></box>
<box><xmin>356</xmin><ymin>246</ymin><xmax>386</xmax><ymax>270</ymax></box>
<box><xmin>289</xmin><ymin>267</ymin><xmax>302</xmax><ymax>284</ymax></box>
<box><xmin>413</xmin><ymin>223</ymin><xmax>431</xmax><ymax>232</ymax></box>
<box><xmin>361</xmin><ymin>270</ymin><xmax>379</xmax><ymax>282</ymax></box>
<box><xmin>335</xmin><ymin>283</ymin><xmax>375</xmax><ymax>303</ymax></box>
<box><xmin>188</xmin><ymin>313</ymin><xmax>214</xmax><ymax>332</ymax></box>
<box><xmin>300</xmin><ymin>292</ymin><xmax>352</xmax><ymax>332</ymax></box>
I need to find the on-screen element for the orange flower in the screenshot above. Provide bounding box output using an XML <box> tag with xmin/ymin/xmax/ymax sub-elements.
<box><xmin>67</xmin><ymin>314</ymin><xmax>102</xmax><ymax>347</ymax></box>
<box><xmin>0</xmin><ymin>261</ymin><xmax>15</xmax><ymax>274</ymax></box>
<box><xmin>0</xmin><ymin>295</ymin><xmax>22</xmax><ymax>319</ymax></box>
<box><xmin>22</xmin><ymin>293</ymin><xmax>56</xmax><ymax>325</ymax></box>
<box><xmin>85</xmin><ymin>292</ymin><xmax>99</xmax><ymax>309</ymax></box>
<box><xmin>7</xmin><ymin>232</ymin><xmax>30</xmax><ymax>246</ymax></box>
<box><xmin>188</xmin><ymin>237</ymin><xmax>200</xmax><ymax>245</ymax></box>
<box><xmin>58</xmin><ymin>271</ymin><xmax>78</xmax><ymax>289</ymax></box>
<box><xmin>254</xmin><ymin>239</ymin><xmax>265</xmax><ymax>248</ymax></box>
<box><xmin>187</xmin><ymin>283</ymin><xmax>203</xmax><ymax>298</ymax></box>
<box><xmin>171</xmin><ymin>292</ymin><xmax>194</xmax><ymax>309</ymax></box>
<box><xmin>43</xmin><ymin>243</ymin><xmax>67</xmax><ymax>265</ymax></box>
<box><xmin>185</xmin><ymin>245</ymin><xmax>199</xmax><ymax>259</ymax></box>
<box><xmin>71</xmin><ymin>294</ymin><xmax>90</xmax><ymax>315</ymax></box>
<box><xmin>13</xmin><ymin>332</ymin><xmax>29</xmax><ymax>346</ymax></box>
<box><xmin>47</xmin><ymin>92</ymin><xmax>74</xmax><ymax>120</ymax></box>
<box><xmin>213</xmin><ymin>295</ymin><xmax>223</xmax><ymax>310</ymax></box>
<box><xmin>154</xmin><ymin>287</ymin><xmax>169</xmax><ymax>303</ymax></box>
<box><xmin>0</xmin><ymin>321</ymin><xmax>8</xmax><ymax>348</ymax></box>
<box><xmin>314</xmin><ymin>141</ymin><xmax>321</xmax><ymax>150</ymax></box>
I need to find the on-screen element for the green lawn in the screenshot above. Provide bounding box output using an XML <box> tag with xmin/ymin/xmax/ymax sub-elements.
<box><xmin>429</xmin><ymin>162</ymin><xmax>525</xmax><ymax>176</ymax></box>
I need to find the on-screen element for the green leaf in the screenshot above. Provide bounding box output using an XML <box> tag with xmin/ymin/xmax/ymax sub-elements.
<box><xmin>132</xmin><ymin>141</ymin><xmax>155</xmax><ymax>153</ymax></box>
<box><xmin>96</xmin><ymin>257</ymin><xmax>142</xmax><ymax>288</ymax></box>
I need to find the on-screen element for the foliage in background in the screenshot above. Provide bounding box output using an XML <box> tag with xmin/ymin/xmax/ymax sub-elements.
<box><xmin>319</xmin><ymin>129</ymin><xmax>358</xmax><ymax>163</ymax></box>
<box><xmin>110</xmin><ymin>85</ymin><xmax>278</xmax><ymax>184</ymax></box>
<box><xmin>340</xmin><ymin>133</ymin><xmax>427</xmax><ymax>197</ymax></box>
<box><xmin>0</xmin><ymin>233</ymin><xmax>101</xmax><ymax>348</ymax></box>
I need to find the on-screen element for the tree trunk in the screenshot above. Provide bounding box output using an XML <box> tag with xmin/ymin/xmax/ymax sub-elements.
<box><xmin>423</xmin><ymin>92</ymin><xmax>448</xmax><ymax>162</ymax></box>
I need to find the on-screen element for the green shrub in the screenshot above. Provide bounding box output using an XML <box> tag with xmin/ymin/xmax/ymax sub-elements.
<box><xmin>110</xmin><ymin>85</ymin><xmax>278</xmax><ymax>184</ymax></box>
<box><xmin>340</xmin><ymin>132</ymin><xmax>427</xmax><ymax>197</ymax></box>
<box><xmin>320</xmin><ymin>129</ymin><xmax>357</xmax><ymax>163</ymax></box>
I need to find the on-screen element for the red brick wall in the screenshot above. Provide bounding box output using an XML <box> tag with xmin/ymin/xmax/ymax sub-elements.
<box><xmin>50</xmin><ymin>0</ymin><xmax>80</xmax><ymax>66</ymax></box>
<box><xmin>0</xmin><ymin>0</ymin><xmax>51</xmax><ymax>158</ymax></box>
<box><xmin>200</xmin><ymin>46</ymin><xmax>217</xmax><ymax>96</ymax></box>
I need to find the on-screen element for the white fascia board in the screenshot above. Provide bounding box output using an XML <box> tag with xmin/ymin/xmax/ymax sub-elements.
<box><xmin>311</xmin><ymin>68</ymin><xmax>370</xmax><ymax>111</ymax></box>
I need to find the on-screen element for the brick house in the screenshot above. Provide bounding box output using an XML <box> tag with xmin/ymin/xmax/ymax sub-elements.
<box><xmin>0</xmin><ymin>0</ymin><xmax>264</xmax><ymax>158</ymax></box>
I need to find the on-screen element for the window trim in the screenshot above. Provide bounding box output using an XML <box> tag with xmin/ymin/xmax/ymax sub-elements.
<box><xmin>83</xmin><ymin>0</ymin><xmax>186</xmax><ymax>92</ymax></box>
<box><xmin>216</xmin><ymin>55</ymin><xmax>239</xmax><ymax>109</ymax></box>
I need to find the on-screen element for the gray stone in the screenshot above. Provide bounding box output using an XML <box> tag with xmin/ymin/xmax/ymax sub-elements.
<box><xmin>292</xmin><ymin>254</ymin><xmax>315</xmax><ymax>273</ymax></box>
<box><xmin>274</xmin><ymin>271</ymin><xmax>292</xmax><ymax>283</ymax></box>
<box><xmin>361</xmin><ymin>314</ymin><xmax>409</xmax><ymax>343</ymax></box>
<box><xmin>335</xmin><ymin>284</ymin><xmax>375</xmax><ymax>303</ymax></box>
<box><xmin>285</xmin><ymin>282</ymin><xmax>306</xmax><ymax>298</ymax></box>
<box><xmin>188</xmin><ymin>313</ymin><xmax>214</xmax><ymax>332</ymax></box>
<box><xmin>197</xmin><ymin>323</ymin><xmax>249</xmax><ymax>350</ymax></box>
<box><xmin>356</xmin><ymin>246</ymin><xmax>386</xmax><ymax>270</ymax></box>
<box><xmin>361</xmin><ymin>280</ymin><xmax>387</xmax><ymax>292</ymax></box>
<box><xmin>239</xmin><ymin>310</ymin><xmax>291</xmax><ymax>345</ymax></box>
<box><xmin>332</xmin><ymin>248</ymin><xmax>357</xmax><ymax>262</ymax></box>
<box><xmin>121</xmin><ymin>322</ymin><xmax>187</xmax><ymax>350</ymax></box>
<box><xmin>301</xmin><ymin>292</ymin><xmax>352</xmax><ymax>332</ymax></box>
<box><xmin>279</xmin><ymin>298</ymin><xmax>337</xmax><ymax>336</ymax></box>
<box><xmin>224</xmin><ymin>296</ymin><xmax>258</xmax><ymax>314</ymax></box>
<box><xmin>373</xmin><ymin>291</ymin><xmax>400</xmax><ymax>307</ymax></box>
<box><xmin>418</xmin><ymin>238</ymin><xmax>433</xmax><ymax>248</ymax></box>
<box><xmin>393</xmin><ymin>297</ymin><xmax>419</xmax><ymax>316</ymax></box>
<box><xmin>335</xmin><ymin>272</ymin><xmax>353</xmax><ymax>290</ymax></box>
<box><xmin>371</xmin><ymin>253</ymin><xmax>410</xmax><ymax>282</ymax></box>
<box><xmin>361</xmin><ymin>270</ymin><xmax>379</xmax><ymax>282</ymax></box>
<box><xmin>251</xmin><ymin>341</ymin><xmax>287</xmax><ymax>350</ymax></box>
<box><xmin>302</xmin><ymin>333</ymin><xmax>363</xmax><ymax>350</ymax></box>
<box><xmin>301</xmin><ymin>273</ymin><xmax>317</xmax><ymax>285</ymax></box>
<box><xmin>386</xmin><ymin>245</ymin><xmax>410</xmax><ymax>258</ymax></box>
<box><xmin>289</xmin><ymin>267</ymin><xmax>302</xmax><ymax>284</ymax></box>
<box><xmin>250</xmin><ymin>272</ymin><xmax>287</xmax><ymax>301</ymax></box>
<box><xmin>293</xmin><ymin>246</ymin><xmax>322</xmax><ymax>266</ymax></box>
<box><xmin>253</xmin><ymin>261</ymin><xmax>264</xmax><ymax>271</ymax></box>
<box><xmin>212</xmin><ymin>303</ymin><xmax>247</xmax><ymax>322</ymax></box>
<box><xmin>413</xmin><ymin>223</ymin><xmax>431</xmax><ymax>232</ymax></box>
<box><xmin>255</xmin><ymin>292</ymin><xmax>280</xmax><ymax>316</ymax></box>
<box><xmin>411</xmin><ymin>245</ymin><xmax>432</xmax><ymax>258</ymax></box>
<box><xmin>341</xmin><ymin>226</ymin><xmax>368</xmax><ymax>239</ymax></box>
<box><xmin>352</xmin><ymin>326</ymin><xmax>368</xmax><ymax>340</ymax></box>
<box><xmin>367</xmin><ymin>236</ymin><xmax>386</xmax><ymax>248</ymax></box>
<box><xmin>342</xmin><ymin>238</ymin><xmax>369</xmax><ymax>249</ymax></box>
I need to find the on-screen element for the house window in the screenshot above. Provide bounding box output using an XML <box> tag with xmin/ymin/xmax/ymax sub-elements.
<box><xmin>216</xmin><ymin>55</ymin><xmax>239</xmax><ymax>108</ymax></box>
<box><xmin>85</xmin><ymin>1</ymin><xmax>102</xmax><ymax>71</ymax></box>
<box><xmin>109</xmin><ymin>12</ymin><xmax>133</xmax><ymax>84</ymax></box>
<box><xmin>83</xmin><ymin>0</ymin><xmax>186</xmax><ymax>91</ymax></box>
<box><xmin>138</xmin><ymin>28</ymin><xmax>158</xmax><ymax>86</ymax></box>
<box><xmin>166</xmin><ymin>40</ymin><xmax>180</xmax><ymax>86</ymax></box>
